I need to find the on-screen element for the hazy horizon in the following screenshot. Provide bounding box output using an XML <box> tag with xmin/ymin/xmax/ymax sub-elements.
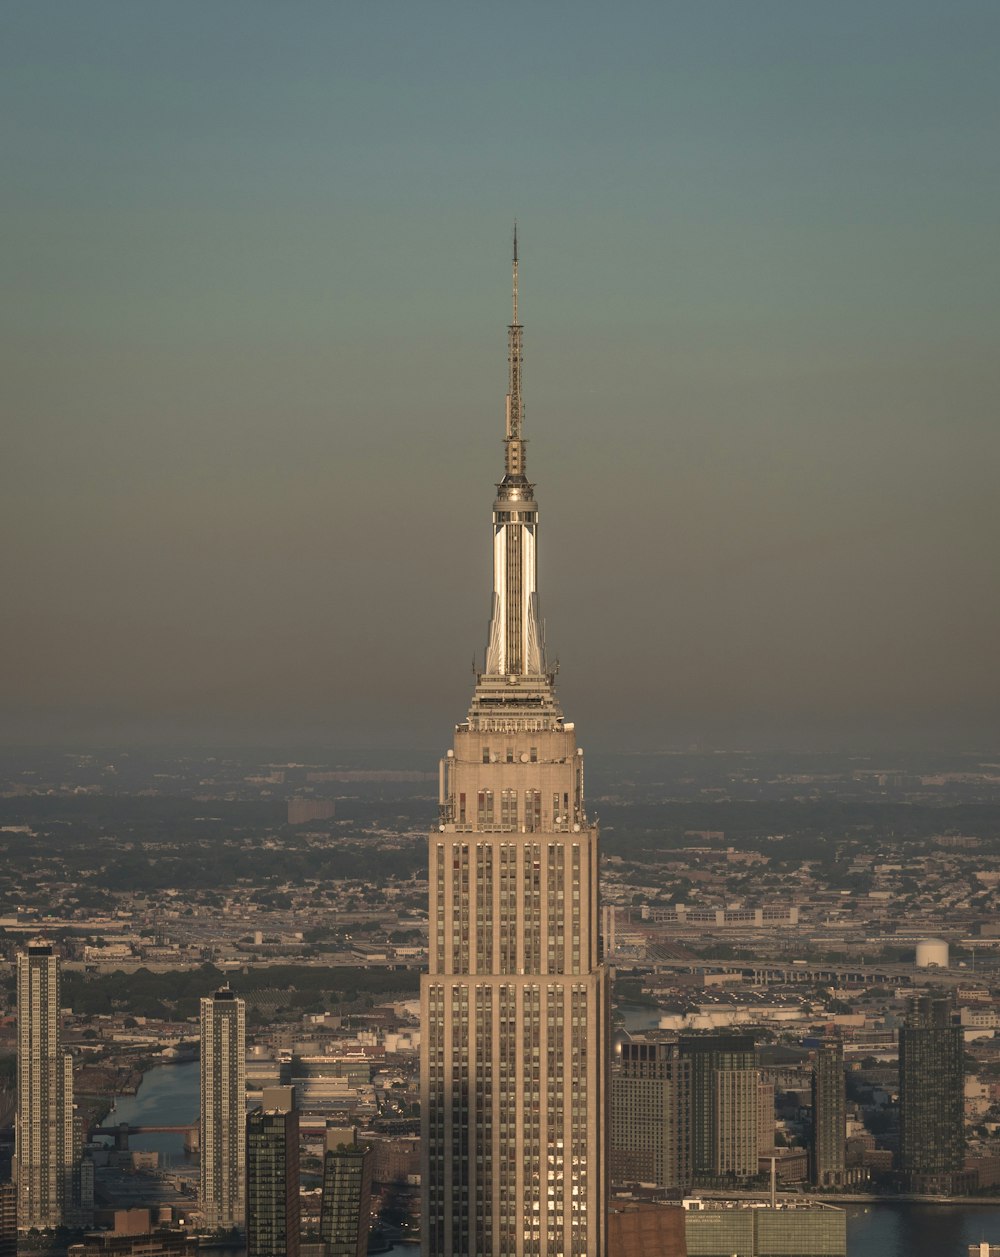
<box><xmin>4</xmin><ymin>2</ymin><xmax>998</xmax><ymax>753</ymax></box>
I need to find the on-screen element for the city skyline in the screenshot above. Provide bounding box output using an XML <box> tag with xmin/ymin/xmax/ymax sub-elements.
<box><xmin>2</xmin><ymin>739</ymin><xmax>1000</xmax><ymax>1247</ymax></box>
<box><xmin>3</xmin><ymin>2</ymin><xmax>999</xmax><ymax>753</ymax></box>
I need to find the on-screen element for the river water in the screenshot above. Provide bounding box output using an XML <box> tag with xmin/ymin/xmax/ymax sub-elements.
<box><xmin>114</xmin><ymin>1059</ymin><xmax>1000</xmax><ymax>1254</ymax></box>
<box><xmin>104</xmin><ymin>1058</ymin><xmax>200</xmax><ymax>1166</ymax></box>
<box><xmin>843</xmin><ymin>1202</ymin><xmax>1000</xmax><ymax>1256</ymax></box>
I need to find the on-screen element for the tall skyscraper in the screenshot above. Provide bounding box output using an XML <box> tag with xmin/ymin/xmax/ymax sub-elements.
<box><xmin>246</xmin><ymin>1085</ymin><xmax>300</xmax><ymax>1257</ymax></box>
<box><xmin>610</xmin><ymin>1038</ymin><xmax>691</xmax><ymax>1190</ymax></box>
<box><xmin>200</xmin><ymin>985</ymin><xmax>246</xmax><ymax>1230</ymax></box>
<box><xmin>899</xmin><ymin>994</ymin><xmax>965</xmax><ymax>1193</ymax></box>
<box><xmin>420</xmin><ymin>235</ymin><xmax>610</xmax><ymax>1256</ymax></box>
<box><xmin>15</xmin><ymin>942</ymin><xmax>75</xmax><ymax>1229</ymax></box>
<box><xmin>320</xmin><ymin>1129</ymin><xmax>372</xmax><ymax>1257</ymax></box>
<box><xmin>679</xmin><ymin>1034</ymin><xmax>759</xmax><ymax>1182</ymax></box>
<box><xmin>811</xmin><ymin>1042</ymin><xmax>846</xmax><ymax>1187</ymax></box>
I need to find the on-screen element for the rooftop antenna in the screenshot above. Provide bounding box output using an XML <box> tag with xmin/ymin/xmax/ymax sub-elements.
<box><xmin>504</xmin><ymin>222</ymin><xmax>525</xmax><ymax>479</ymax></box>
<box><xmin>512</xmin><ymin>220</ymin><xmax>518</xmax><ymax>322</ymax></box>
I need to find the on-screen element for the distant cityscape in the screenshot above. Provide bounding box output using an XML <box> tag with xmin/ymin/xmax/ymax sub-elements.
<box><xmin>3</xmin><ymin>258</ymin><xmax>1000</xmax><ymax>1257</ymax></box>
<box><xmin>2</xmin><ymin>741</ymin><xmax>1000</xmax><ymax>1256</ymax></box>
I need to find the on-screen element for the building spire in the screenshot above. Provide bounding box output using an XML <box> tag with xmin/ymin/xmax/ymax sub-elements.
<box><xmin>512</xmin><ymin>221</ymin><xmax>518</xmax><ymax>321</ymax></box>
<box><xmin>484</xmin><ymin>231</ymin><xmax>544</xmax><ymax>679</ymax></box>
<box><xmin>504</xmin><ymin>224</ymin><xmax>525</xmax><ymax>482</ymax></box>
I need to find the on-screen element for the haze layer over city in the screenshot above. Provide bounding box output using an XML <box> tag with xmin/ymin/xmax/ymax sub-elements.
<box><xmin>5</xmin><ymin>1</ymin><xmax>999</xmax><ymax>752</ymax></box>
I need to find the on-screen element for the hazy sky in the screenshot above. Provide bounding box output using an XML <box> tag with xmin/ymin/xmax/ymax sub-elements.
<box><xmin>3</xmin><ymin>1</ymin><xmax>999</xmax><ymax>752</ymax></box>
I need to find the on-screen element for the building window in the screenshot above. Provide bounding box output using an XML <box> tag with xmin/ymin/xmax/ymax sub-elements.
<box><xmin>525</xmin><ymin>789</ymin><xmax>541</xmax><ymax>833</ymax></box>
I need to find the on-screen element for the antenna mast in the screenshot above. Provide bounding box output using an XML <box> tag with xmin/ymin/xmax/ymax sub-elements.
<box><xmin>504</xmin><ymin>223</ymin><xmax>525</xmax><ymax>480</ymax></box>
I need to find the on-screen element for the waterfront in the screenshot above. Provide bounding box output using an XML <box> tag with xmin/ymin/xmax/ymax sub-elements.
<box><xmin>845</xmin><ymin>1202</ymin><xmax>1000</xmax><ymax>1255</ymax></box>
<box><xmin>610</xmin><ymin>1006</ymin><xmax>1000</xmax><ymax>1253</ymax></box>
<box><xmin>391</xmin><ymin>1205</ymin><xmax>1000</xmax><ymax>1255</ymax></box>
<box><xmin>616</xmin><ymin>1002</ymin><xmax>661</xmax><ymax>1033</ymax></box>
<box><xmin>102</xmin><ymin>1059</ymin><xmax>199</xmax><ymax>1165</ymax></box>
<box><xmin>109</xmin><ymin>1063</ymin><xmax>1000</xmax><ymax>1254</ymax></box>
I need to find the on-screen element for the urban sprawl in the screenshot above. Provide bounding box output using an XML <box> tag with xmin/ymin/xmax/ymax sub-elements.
<box><xmin>1</xmin><ymin>747</ymin><xmax>999</xmax><ymax>1256</ymax></box>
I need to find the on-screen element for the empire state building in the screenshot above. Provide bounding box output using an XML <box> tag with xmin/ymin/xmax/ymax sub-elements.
<box><xmin>420</xmin><ymin>237</ymin><xmax>609</xmax><ymax>1257</ymax></box>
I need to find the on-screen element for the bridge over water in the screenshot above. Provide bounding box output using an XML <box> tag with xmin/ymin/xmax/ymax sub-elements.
<box><xmin>93</xmin><ymin>1120</ymin><xmax>198</xmax><ymax>1151</ymax></box>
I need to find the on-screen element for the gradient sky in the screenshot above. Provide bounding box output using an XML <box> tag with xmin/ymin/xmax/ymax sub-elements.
<box><xmin>3</xmin><ymin>1</ymin><xmax>999</xmax><ymax>751</ymax></box>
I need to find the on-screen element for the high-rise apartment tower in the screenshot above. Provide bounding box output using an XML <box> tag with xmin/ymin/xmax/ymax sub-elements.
<box><xmin>680</xmin><ymin>1034</ymin><xmax>759</xmax><ymax>1183</ymax></box>
<box><xmin>15</xmin><ymin>943</ymin><xmax>75</xmax><ymax>1229</ymax></box>
<box><xmin>320</xmin><ymin>1129</ymin><xmax>372</xmax><ymax>1257</ymax></box>
<box><xmin>246</xmin><ymin>1085</ymin><xmax>300</xmax><ymax>1257</ymax></box>
<box><xmin>610</xmin><ymin>1038</ymin><xmax>691</xmax><ymax>1190</ymax></box>
<box><xmin>899</xmin><ymin>995</ymin><xmax>965</xmax><ymax>1193</ymax></box>
<box><xmin>200</xmin><ymin>985</ymin><xmax>246</xmax><ymax>1229</ymax></box>
<box><xmin>811</xmin><ymin>1042</ymin><xmax>846</xmax><ymax>1187</ymax></box>
<box><xmin>420</xmin><ymin>235</ymin><xmax>610</xmax><ymax>1256</ymax></box>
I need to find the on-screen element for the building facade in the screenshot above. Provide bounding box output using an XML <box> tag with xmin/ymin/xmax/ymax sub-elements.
<box><xmin>0</xmin><ymin>1181</ymin><xmax>15</xmax><ymax>1257</ymax></box>
<box><xmin>899</xmin><ymin>994</ymin><xmax>965</xmax><ymax>1193</ymax></box>
<box><xmin>811</xmin><ymin>1042</ymin><xmax>846</xmax><ymax>1187</ymax></box>
<box><xmin>610</xmin><ymin>1039</ymin><xmax>691</xmax><ymax>1190</ymax></box>
<box><xmin>15</xmin><ymin>943</ymin><xmax>77</xmax><ymax>1229</ymax></box>
<box><xmin>606</xmin><ymin>1203</ymin><xmax>686</xmax><ymax>1257</ymax></box>
<box><xmin>679</xmin><ymin>1034</ymin><xmax>759</xmax><ymax>1183</ymax></box>
<box><xmin>420</xmin><ymin>237</ymin><xmax>610</xmax><ymax>1256</ymax></box>
<box><xmin>684</xmin><ymin>1200</ymin><xmax>846</xmax><ymax>1256</ymax></box>
<box><xmin>246</xmin><ymin>1086</ymin><xmax>300</xmax><ymax>1257</ymax></box>
<box><xmin>757</xmin><ymin>1078</ymin><xmax>775</xmax><ymax>1155</ymax></box>
<box><xmin>200</xmin><ymin>986</ymin><xmax>246</xmax><ymax>1229</ymax></box>
<box><xmin>320</xmin><ymin>1130</ymin><xmax>372</xmax><ymax>1257</ymax></box>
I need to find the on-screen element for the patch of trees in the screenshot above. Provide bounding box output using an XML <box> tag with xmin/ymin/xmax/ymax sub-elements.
<box><xmin>61</xmin><ymin>963</ymin><xmax>420</xmax><ymax>1020</ymax></box>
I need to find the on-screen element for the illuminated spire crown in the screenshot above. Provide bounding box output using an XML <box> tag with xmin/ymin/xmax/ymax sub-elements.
<box><xmin>482</xmin><ymin>229</ymin><xmax>548</xmax><ymax>687</ymax></box>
